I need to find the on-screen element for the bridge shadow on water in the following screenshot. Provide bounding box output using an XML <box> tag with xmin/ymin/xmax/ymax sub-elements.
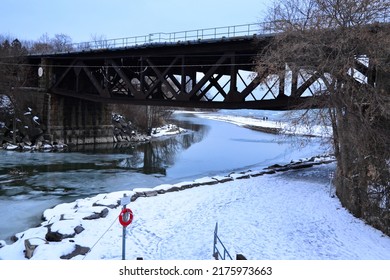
<box><xmin>66</xmin><ymin>118</ymin><xmax>208</xmax><ymax>176</ymax></box>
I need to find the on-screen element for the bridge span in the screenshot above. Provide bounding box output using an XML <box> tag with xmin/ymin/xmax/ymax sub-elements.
<box><xmin>22</xmin><ymin>22</ymin><xmax>379</xmax><ymax>144</ymax></box>
<box><xmin>28</xmin><ymin>23</ymin><xmax>320</xmax><ymax>111</ymax></box>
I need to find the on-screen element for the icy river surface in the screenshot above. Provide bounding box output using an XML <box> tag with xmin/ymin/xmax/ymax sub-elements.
<box><xmin>0</xmin><ymin>110</ymin><xmax>328</xmax><ymax>242</ymax></box>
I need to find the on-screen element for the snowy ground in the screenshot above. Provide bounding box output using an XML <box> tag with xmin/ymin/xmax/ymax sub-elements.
<box><xmin>191</xmin><ymin>111</ymin><xmax>332</xmax><ymax>137</ymax></box>
<box><xmin>1</xmin><ymin>111</ymin><xmax>390</xmax><ymax>260</ymax></box>
<box><xmin>1</xmin><ymin>157</ymin><xmax>390</xmax><ymax>260</ymax></box>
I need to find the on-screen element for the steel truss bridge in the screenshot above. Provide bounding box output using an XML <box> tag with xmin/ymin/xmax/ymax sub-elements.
<box><xmin>28</xmin><ymin>22</ymin><xmax>380</xmax><ymax>110</ymax></box>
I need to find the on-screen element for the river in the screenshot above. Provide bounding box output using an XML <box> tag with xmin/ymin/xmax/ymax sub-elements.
<box><xmin>0</xmin><ymin>110</ymin><xmax>328</xmax><ymax>242</ymax></box>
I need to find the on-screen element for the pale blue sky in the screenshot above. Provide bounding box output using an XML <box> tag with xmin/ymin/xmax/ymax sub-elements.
<box><xmin>1</xmin><ymin>0</ymin><xmax>273</xmax><ymax>43</ymax></box>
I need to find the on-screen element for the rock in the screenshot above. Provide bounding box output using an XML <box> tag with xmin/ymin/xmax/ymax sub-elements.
<box><xmin>212</xmin><ymin>176</ymin><xmax>234</xmax><ymax>183</ymax></box>
<box><xmin>236</xmin><ymin>254</ymin><xmax>247</xmax><ymax>260</ymax></box>
<box><xmin>10</xmin><ymin>235</ymin><xmax>19</xmax><ymax>243</ymax></box>
<box><xmin>181</xmin><ymin>184</ymin><xmax>200</xmax><ymax>190</ymax></box>
<box><xmin>290</xmin><ymin>163</ymin><xmax>314</xmax><ymax>169</ymax></box>
<box><xmin>113</xmin><ymin>122</ymin><xmax>123</xmax><ymax>129</ymax></box>
<box><xmin>45</xmin><ymin>231</ymin><xmax>64</xmax><ymax>242</ymax></box>
<box><xmin>100</xmin><ymin>208</ymin><xmax>109</xmax><ymax>218</ymax></box>
<box><xmin>15</xmin><ymin>135</ymin><xmax>23</xmax><ymax>143</ymax></box>
<box><xmin>165</xmin><ymin>186</ymin><xmax>181</xmax><ymax>193</ymax></box>
<box><xmin>131</xmin><ymin>193</ymin><xmax>142</xmax><ymax>202</ymax></box>
<box><xmin>41</xmin><ymin>143</ymin><xmax>53</xmax><ymax>150</ymax></box>
<box><xmin>194</xmin><ymin>178</ymin><xmax>219</xmax><ymax>186</ymax></box>
<box><xmin>34</xmin><ymin>140</ymin><xmax>43</xmax><ymax>150</ymax></box>
<box><xmin>74</xmin><ymin>226</ymin><xmax>85</xmax><ymax>234</ymax></box>
<box><xmin>83</xmin><ymin>208</ymin><xmax>109</xmax><ymax>220</ymax></box>
<box><xmin>53</xmin><ymin>143</ymin><xmax>67</xmax><ymax>150</ymax></box>
<box><xmin>145</xmin><ymin>190</ymin><xmax>158</xmax><ymax>197</ymax></box>
<box><xmin>30</xmin><ymin>127</ymin><xmax>44</xmax><ymax>140</ymax></box>
<box><xmin>93</xmin><ymin>202</ymin><xmax>118</xmax><ymax>209</ymax></box>
<box><xmin>45</xmin><ymin>222</ymin><xmax>85</xmax><ymax>241</ymax></box>
<box><xmin>249</xmin><ymin>171</ymin><xmax>266</xmax><ymax>177</ymax></box>
<box><xmin>24</xmin><ymin>239</ymin><xmax>38</xmax><ymax>259</ymax></box>
<box><xmin>267</xmin><ymin>164</ymin><xmax>282</xmax><ymax>169</ymax></box>
<box><xmin>233</xmin><ymin>174</ymin><xmax>250</xmax><ymax>179</ymax></box>
<box><xmin>60</xmin><ymin>245</ymin><xmax>90</xmax><ymax>259</ymax></box>
<box><xmin>274</xmin><ymin>167</ymin><xmax>290</xmax><ymax>172</ymax></box>
<box><xmin>4</xmin><ymin>143</ymin><xmax>19</xmax><ymax>150</ymax></box>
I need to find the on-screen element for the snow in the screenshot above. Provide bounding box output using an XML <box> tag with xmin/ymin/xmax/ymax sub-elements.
<box><xmin>1</xmin><ymin>159</ymin><xmax>390</xmax><ymax>260</ymax></box>
<box><xmin>1</xmin><ymin>112</ymin><xmax>389</xmax><ymax>261</ymax></box>
<box><xmin>191</xmin><ymin>111</ymin><xmax>331</xmax><ymax>137</ymax></box>
<box><xmin>151</xmin><ymin>124</ymin><xmax>186</xmax><ymax>137</ymax></box>
<box><xmin>0</xmin><ymin>95</ymin><xmax>11</xmax><ymax>108</ymax></box>
<box><xmin>32</xmin><ymin>116</ymin><xmax>40</xmax><ymax>125</ymax></box>
<box><xmin>3</xmin><ymin>144</ymin><xmax>19</xmax><ymax>150</ymax></box>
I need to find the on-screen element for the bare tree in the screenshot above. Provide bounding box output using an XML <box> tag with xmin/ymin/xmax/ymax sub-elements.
<box><xmin>30</xmin><ymin>33</ymin><xmax>73</xmax><ymax>54</ymax></box>
<box><xmin>112</xmin><ymin>104</ymin><xmax>173</xmax><ymax>134</ymax></box>
<box><xmin>51</xmin><ymin>33</ymin><xmax>73</xmax><ymax>52</ymax></box>
<box><xmin>0</xmin><ymin>37</ymin><xmax>32</xmax><ymax>144</ymax></box>
<box><xmin>90</xmin><ymin>33</ymin><xmax>108</xmax><ymax>49</ymax></box>
<box><xmin>256</xmin><ymin>0</ymin><xmax>390</xmax><ymax>235</ymax></box>
<box><xmin>30</xmin><ymin>33</ymin><xmax>54</xmax><ymax>54</ymax></box>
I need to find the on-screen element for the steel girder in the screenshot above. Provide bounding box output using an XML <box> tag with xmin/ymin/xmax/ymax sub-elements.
<box><xmin>37</xmin><ymin>37</ymin><xmax>323</xmax><ymax>110</ymax></box>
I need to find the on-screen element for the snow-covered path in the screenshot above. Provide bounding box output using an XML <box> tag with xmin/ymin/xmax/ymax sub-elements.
<box><xmin>89</xmin><ymin>164</ymin><xmax>390</xmax><ymax>260</ymax></box>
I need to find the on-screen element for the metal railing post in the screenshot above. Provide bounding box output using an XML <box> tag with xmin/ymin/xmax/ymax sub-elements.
<box><xmin>213</xmin><ymin>222</ymin><xmax>218</xmax><ymax>259</ymax></box>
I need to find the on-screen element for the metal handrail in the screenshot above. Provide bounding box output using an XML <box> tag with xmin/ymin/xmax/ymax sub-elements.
<box><xmin>213</xmin><ymin>222</ymin><xmax>233</xmax><ymax>260</ymax></box>
<box><xmin>70</xmin><ymin>22</ymin><xmax>264</xmax><ymax>53</ymax></box>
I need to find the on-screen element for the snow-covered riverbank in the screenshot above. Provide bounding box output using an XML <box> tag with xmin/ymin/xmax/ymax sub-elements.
<box><xmin>1</xmin><ymin>154</ymin><xmax>390</xmax><ymax>260</ymax></box>
<box><xmin>190</xmin><ymin>110</ymin><xmax>332</xmax><ymax>137</ymax></box>
<box><xmin>2</xmin><ymin>110</ymin><xmax>389</xmax><ymax>261</ymax></box>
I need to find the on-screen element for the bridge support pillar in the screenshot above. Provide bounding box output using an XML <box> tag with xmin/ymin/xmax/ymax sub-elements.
<box><xmin>42</xmin><ymin>93</ymin><xmax>114</xmax><ymax>145</ymax></box>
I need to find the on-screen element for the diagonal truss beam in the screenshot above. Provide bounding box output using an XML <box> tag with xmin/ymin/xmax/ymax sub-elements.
<box><xmin>107</xmin><ymin>59</ymin><xmax>143</xmax><ymax>98</ymax></box>
<box><xmin>79</xmin><ymin>61</ymin><xmax>111</xmax><ymax>98</ymax></box>
<box><xmin>187</xmin><ymin>54</ymin><xmax>229</xmax><ymax>100</ymax></box>
<box><xmin>146</xmin><ymin>57</ymin><xmax>181</xmax><ymax>100</ymax></box>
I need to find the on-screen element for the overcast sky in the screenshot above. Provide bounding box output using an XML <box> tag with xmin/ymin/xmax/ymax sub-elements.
<box><xmin>1</xmin><ymin>0</ymin><xmax>273</xmax><ymax>43</ymax></box>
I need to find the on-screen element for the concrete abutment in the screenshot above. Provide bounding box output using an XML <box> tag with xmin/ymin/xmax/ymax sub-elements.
<box><xmin>39</xmin><ymin>92</ymin><xmax>114</xmax><ymax>145</ymax></box>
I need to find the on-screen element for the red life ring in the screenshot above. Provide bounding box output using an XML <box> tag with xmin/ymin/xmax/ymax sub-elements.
<box><xmin>119</xmin><ymin>208</ymin><xmax>134</xmax><ymax>227</ymax></box>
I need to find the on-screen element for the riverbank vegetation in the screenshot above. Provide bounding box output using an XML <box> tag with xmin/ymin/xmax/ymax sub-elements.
<box><xmin>255</xmin><ymin>0</ymin><xmax>390</xmax><ymax>235</ymax></box>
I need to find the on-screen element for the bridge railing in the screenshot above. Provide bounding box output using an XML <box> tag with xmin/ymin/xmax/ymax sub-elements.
<box><xmin>70</xmin><ymin>22</ymin><xmax>268</xmax><ymax>52</ymax></box>
<box><xmin>213</xmin><ymin>222</ymin><xmax>233</xmax><ymax>260</ymax></box>
<box><xmin>33</xmin><ymin>9</ymin><xmax>389</xmax><ymax>55</ymax></box>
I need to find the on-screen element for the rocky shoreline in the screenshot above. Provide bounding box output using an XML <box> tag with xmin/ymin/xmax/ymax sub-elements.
<box><xmin>0</xmin><ymin>113</ymin><xmax>179</xmax><ymax>152</ymax></box>
<box><xmin>0</xmin><ymin>154</ymin><xmax>335</xmax><ymax>259</ymax></box>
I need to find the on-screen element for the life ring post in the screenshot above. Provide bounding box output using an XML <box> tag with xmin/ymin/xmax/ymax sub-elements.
<box><xmin>119</xmin><ymin>193</ymin><xmax>134</xmax><ymax>260</ymax></box>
